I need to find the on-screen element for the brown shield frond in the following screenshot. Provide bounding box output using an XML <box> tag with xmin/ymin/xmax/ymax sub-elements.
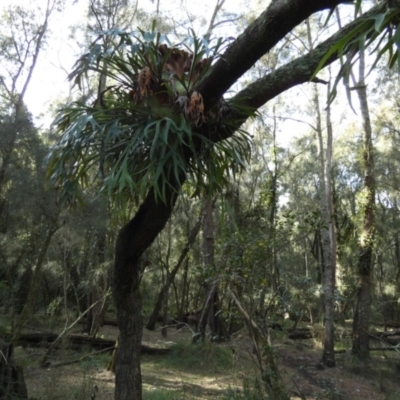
<box><xmin>137</xmin><ymin>66</ymin><xmax>153</xmax><ymax>99</ymax></box>
<box><xmin>186</xmin><ymin>91</ymin><xmax>204</xmax><ymax>125</ymax></box>
<box><xmin>159</xmin><ymin>45</ymin><xmax>192</xmax><ymax>79</ymax></box>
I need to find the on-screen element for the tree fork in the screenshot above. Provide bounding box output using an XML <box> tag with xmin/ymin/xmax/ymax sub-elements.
<box><xmin>109</xmin><ymin>0</ymin><xmax>384</xmax><ymax>398</ymax></box>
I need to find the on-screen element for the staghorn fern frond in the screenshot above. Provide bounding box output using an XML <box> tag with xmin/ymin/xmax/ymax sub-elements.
<box><xmin>47</xmin><ymin>26</ymin><xmax>252</xmax><ymax>206</ymax></box>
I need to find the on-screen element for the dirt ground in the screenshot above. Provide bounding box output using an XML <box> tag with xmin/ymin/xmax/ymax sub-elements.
<box><xmin>20</xmin><ymin>323</ymin><xmax>400</xmax><ymax>399</ymax></box>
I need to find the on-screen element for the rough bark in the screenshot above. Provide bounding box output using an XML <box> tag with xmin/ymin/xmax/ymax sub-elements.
<box><xmin>226</xmin><ymin>2</ymin><xmax>385</xmax><ymax>124</ymax></box>
<box><xmin>196</xmin><ymin>0</ymin><xmax>353</xmax><ymax>110</ymax></box>
<box><xmin>113</xmin><ymin>184</ymin><xmax>180</xmax><ymax>400</ymax></box>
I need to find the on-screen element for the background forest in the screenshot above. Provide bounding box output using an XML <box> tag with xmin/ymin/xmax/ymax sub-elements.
<box><xmin>2</xmin><ymin>0</ymin><xmax>400</xmax><ymax>399</ymax></box>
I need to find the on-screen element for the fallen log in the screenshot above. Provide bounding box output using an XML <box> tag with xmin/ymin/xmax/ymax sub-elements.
<box><xmin>377</xmin><ymin>321</ymin><xmax>400</xmax><ymax>329</ymax></box>
<box><xmin>7</xmin><ymin>333</ymin><xmax>171</xmax><ymax>355</ymax></box>
<box><xmin>78</xmin><ymin>317</ymin><xmax>118</xmax><ymax>327</ymax></box>
<box><xmin>369</xmin><ymin>334</ymin><xmax>400</xmax><ymax>346</ymax></box>
<box><xmin>287</xmin><ymin>329</ymin><xmax>313</xmax><ymax>340</ymax></box>
<box><xmin>370</xmin><ymin>347</ymin><xmax>400</xmax><ymax>351</ymax></box>
<box><xmin>376</xmin><ymin>330</ymin><xmax>400</xmax><ymax>337</ymax></box>
<box><xmin>53</xmin><ymin>347</ymin><xmax>115</xmax><ymax>368</ymax></box>
<box><xmin>335</xmin><ymin>347</ymin><xmax>400</xmax><ymax>353</ymax></box>
<box><xmin>379</xmin><ymin>337</ymin><xmax>400</xmax><ymax>346</ymax></box>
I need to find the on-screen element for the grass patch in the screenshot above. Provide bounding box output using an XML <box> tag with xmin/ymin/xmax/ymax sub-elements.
<box><xmin>79</xmin><ymin>352</ymin><xmax>110</xmax><ymax>370</ymax></box>
<box><xmin>143</xmin><ymin>389</ymin><xmax>184</xmax><ymax>399</ymax></box>
<box><xmin>160</xmin><ymin>342</ymin><xmax>233</xmax><ymax>374</ymax></box>
<box><xmin>223</xmin><ymin>378</ymin><xmax>268</xmax><ymax>400</ymax></box>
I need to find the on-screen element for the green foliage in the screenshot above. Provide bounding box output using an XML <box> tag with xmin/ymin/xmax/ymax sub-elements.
<box><xmin>79</xmin><ymin>353</ymin><xmax>110</xmax><ymax>370</ymax></box>
<box><xmin>47</xmin><ymin>26</ymin><xmax>252</xmax><ymax>206</ymax></box>
<box><xmin>143</xmin><ymin>390</ymin><xmax>182</xmax><ymax>400</ymax></box>
<box><xmin>0</xmin><ymin>313</ymin><xmax>9</xmax><ymax>334</ymax></box>
<box><xmin>313</xmin><ymin>4</ymin><xmax>400</xmax><ymax>103</ymax></box>
<box><xmin>284</xmin><ymin>272</ymin><xmax>321</xmax><ymax>315</ymax></box>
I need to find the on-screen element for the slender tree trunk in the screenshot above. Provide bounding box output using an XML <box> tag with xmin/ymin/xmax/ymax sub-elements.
<box><xmin>197</xmin><ymin>281</ymin><xmax>219</xmax><ymax>341</ymax></box>
<box><xmin>161</xmin><ymin>265</ymin><xmax>169</xmax><ymax>338</ymax></box>
<box><xmin>352</xmin><ymin>46</ymin><xmax>375</xmax><ymax>360</ymax></box>
<box><xmin>89</xmin><ymin>227</ymin><xmax>107</xmax><ymax>337</ymax></box>
<box><xmin>197</xmin><ymin>198</ymin><xmax>215</xmax><ymax>340</ymax></box>
<box><xmin>178</xmin><ymin>257</ymin><xmax>190</xmax><ymax>322</ymax></box>
<box><xmin>146</xmin><ymin>212</ymin><xmax>203</xmax><ymax>330</ymax></box>
<box><xmin>310</xmin><ymin>230</ymin><xmax>323</xmax><ymax>284</ymax></box>
<box><xmin>318</xmin><ymin>121</ymin><xmax>336</xmax><ymax>368</ymax></box>
<box><xmin>197</xmin><ymin>198</ymin><xmax>224</xmax><ymax>341</ymax></box>
<box><xmin>268</xmin><ymin>124</ymin><xmax>279</xmax><ymax>293</ymax></box>
<box><xmin>0</xmin><ymin>1</ymin><xmax>53</xmax><ymax>194</ymax></box>
<box><xmin>377</xmin><ymin>254</ymin><xmax>387</xmax><ymax>331</ymax></box>
<box><xmin>306</xmin><ymin>18</ymin><xmax>336</xmax><ymax>367</ymax></box>
<box><xmin>322</xmin><ymin>73</ymin><xmax>337</xmax><ymax>367</ymax></box>
<box><xmin>395</xmin><ymin>232</ymin><xmax>400</xmax><ymax>283</ymax></box>
<box><xmin>202</xmin><ymin>199</ymin><xmax>215</xmax><ymax>270</ymax></box>
<box><xmin>231</xmin><ymin>292</ymin><xmax>289</xmax><ymax>400</ymax></box>
<box><xmin>12</xmin><ymin>222</ymin><xmax>59</xmax><ymax>344</ymax></box>
<box><xmin>0</xmin><ymin>114</ymin><xmax>20</xmax><ymax>195</ymax></box>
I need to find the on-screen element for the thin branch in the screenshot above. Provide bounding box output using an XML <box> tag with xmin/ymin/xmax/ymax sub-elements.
<box><xmin>19</xmin><ymin>0</ymin><xmax>55</xmax><ymax>106</ymax></box>
<box><xmin>53</xmin><ymin>346</ymin><xmax>115</xmax><ymax>368</ymax></box>
<box><xmin>39</xmin><ymin>289</ymin><xmax>112</xmax><ymax>365</ymax></box>
<box><xmin>204</xmin><ymin>0</ymin><xmax>225</xmax><ymax>40</ymax></box>
<box><xmin>90</xmin><ymin>0</ymin><xmax>104</xmax><ymax>31</ymax></box>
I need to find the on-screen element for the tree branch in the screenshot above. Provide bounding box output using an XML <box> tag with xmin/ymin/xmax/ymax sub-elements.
<box><xmin>196</xmin><ymin>0</ymin><xmax>354</xmax><ymax>110</ymax></box>
<box><xmin>233</xmin><ymin>1</ymin><xmax>385</xmax><ymax>111</ymax></box>
<box><xmin>205</xmin><ymin>1</ymin><xmax>385</xmax><ymax>143</ymax></box>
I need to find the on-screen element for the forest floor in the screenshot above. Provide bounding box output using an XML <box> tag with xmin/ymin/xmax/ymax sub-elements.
<box><xmin>19</xmin><ymin>320</ymin><xmax>400</xmax><ymax>400</ymax></box>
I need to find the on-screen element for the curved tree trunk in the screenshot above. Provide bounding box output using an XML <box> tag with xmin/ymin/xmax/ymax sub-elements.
<box><xmin>109</xmin><ymin>1</ymin><xmax>379</xmax><ymax>397</ymax></box>
<box><xmin>113</xmin><ymin>185</ymin><xmax>180</xmax><ymax>400</ymax></box>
